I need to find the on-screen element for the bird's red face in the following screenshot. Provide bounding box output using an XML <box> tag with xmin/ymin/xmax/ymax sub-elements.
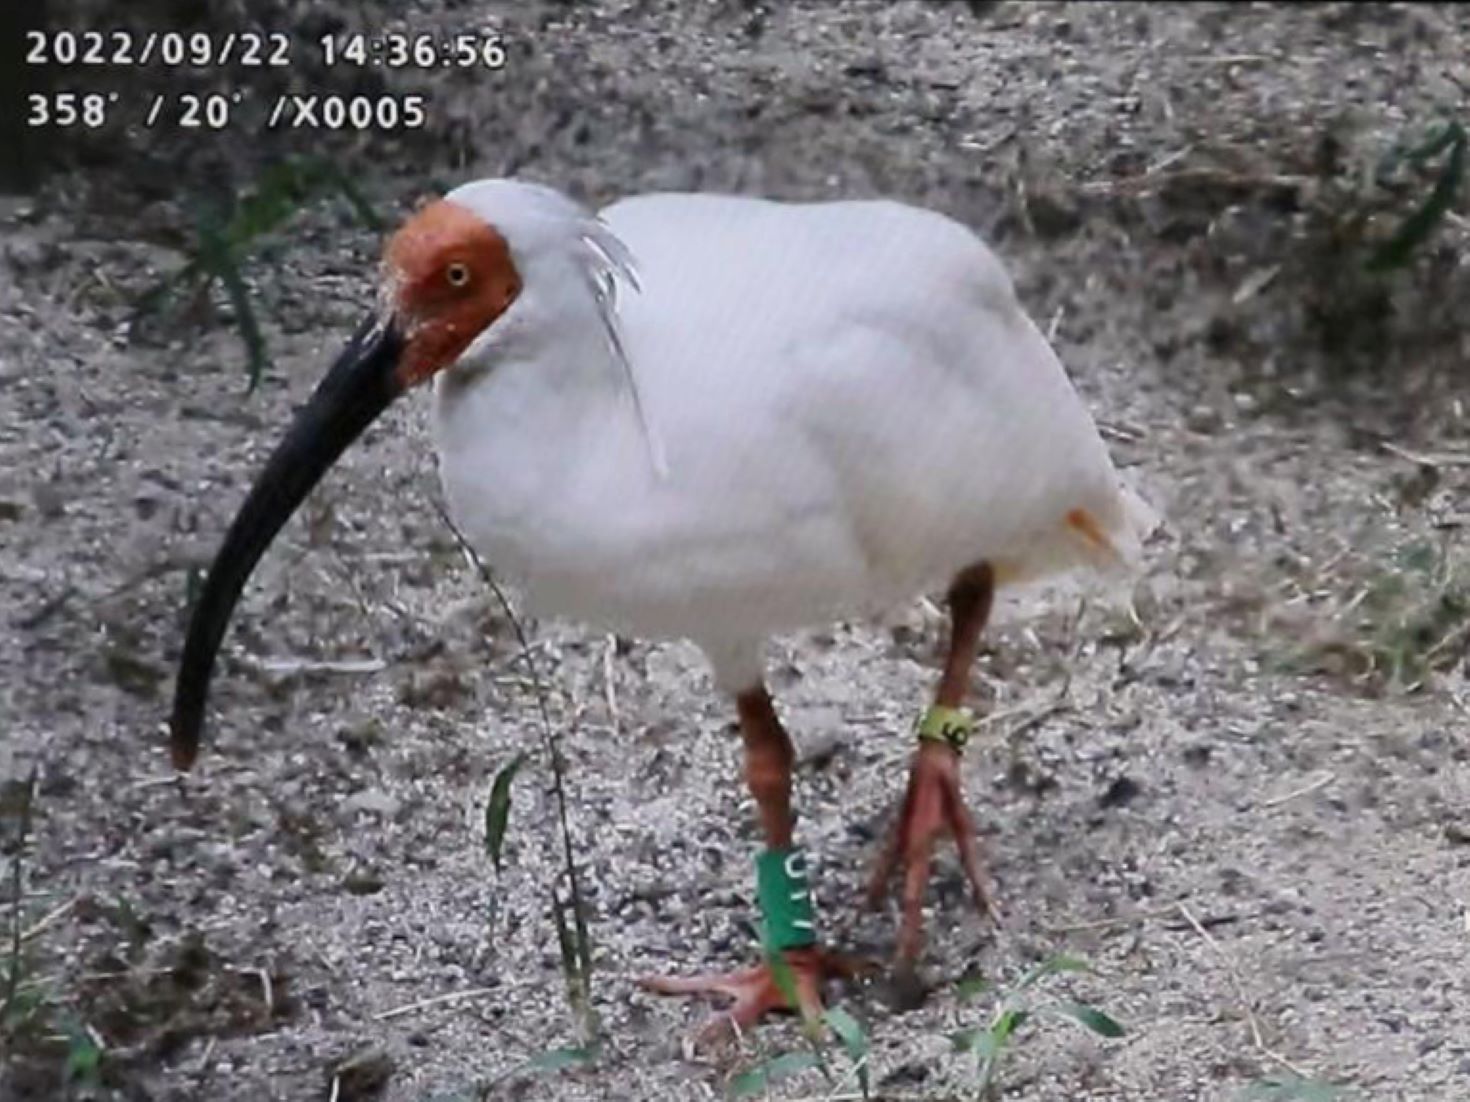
<box><xmin>169</xmin><ymin>197</ymin><xmax>522</xmax><ymax>769</ymax></box>
<box><xmin>383</xmin><ymin>199</ymin><xmax>523</xmax><ymax>388</ymax></box>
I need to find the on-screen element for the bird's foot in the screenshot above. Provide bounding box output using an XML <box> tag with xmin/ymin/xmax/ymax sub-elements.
<box><xmin>866</xmin><ymin>733</ymin><xmax>1001</xmax><ymax>996</ymax></box>
<box><xmin>640</xmin><ymin>947</ymin><xmax>866</xmax><ymax>1046</ymax></box>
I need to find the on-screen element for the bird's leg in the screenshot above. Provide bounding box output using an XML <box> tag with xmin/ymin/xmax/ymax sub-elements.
<box><xmin>867</xmin><ymin>562</ymin><xmax>1000</xmax><ymax>1000</ymax></box>
<box><xmin>640</xmin><ymin>685</ymin><xmax>861</xmax><ymax>1041</ymax></box>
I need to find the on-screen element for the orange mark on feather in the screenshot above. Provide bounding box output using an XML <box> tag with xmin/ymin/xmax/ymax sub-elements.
<box><xmin>382</xmin><ymin>198</ymin><xmax>522</xmax><ymax>387</ymax></box>
<box><xmin>1066</xmin><ymin>508</ymin><xmax>1114</xmax><ymax>556</ymax></box>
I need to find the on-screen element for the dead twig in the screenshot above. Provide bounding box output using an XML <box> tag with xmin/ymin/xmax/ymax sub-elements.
<box><xmin>602</xmin><ymin>634</ymin><xmax>620</xmax><ymax>737</ymax></box>
<box><xmin>20</xmin><ymin>897</ymin><xmax>76</xmax><ymax>944</ymax></box>
<box><xmin>373</xmin><ymin>986</ymin><xmax>501</xmax><ymax>1021</ymax></box>
<box><xmin>236</xmin><ymin>655</ymin><xmax>387</xmax><ymax>677</ymax></box>
<box><xmin>1082</xmin><ymin>167</ymin><xmax>1310</xmax><ymax>198</ymax></box>
<box><xmin>1380</xmin><ymin>441</ymin><xmax>1470</xmax><ymax>468</ymax></box>
<box><xmin>1041</xmin><ymin>900</ymin><xmax>1187</xmax><ymax>935</ymax></box>
<box><xmin>1260</xmin><ymin>771</ymin><xmax>1335</xmax><ymax>809</ymax></box>
<box><xmin>1175</xmin><ymin>901</ymin><xmax>1307</xmax><ymax>1078</ymax></box>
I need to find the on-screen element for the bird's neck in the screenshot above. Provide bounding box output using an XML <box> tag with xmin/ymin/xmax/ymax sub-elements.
<box><xmin>431</xmin><ymin>280</ymin><xmax>649</xmax><ymax>561</ymax></box>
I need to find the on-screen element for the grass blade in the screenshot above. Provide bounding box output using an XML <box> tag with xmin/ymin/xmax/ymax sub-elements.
<box><xmin>764</xmin><ymin>946</ymin><xmax>801</xmax><ymax>1014</ymax></box>
<box><xmin>949</xmin><ymin>1026</ymin><xmax>986</xmax><ymax>1055</ymax></box>
<box><xmin>991</xmin><ymin>1006</ymin><xmax>1029</xmax><ymax>1046</ymax></box>
<box><xmin>1015</xmin><ymin>954</ymin><xmax>1091</xmax><ymax>992</ymax></box>
<box><xmin>823</xmin><ymin>1006</ymin><xmax>870</xmax><ymax>1097</ymax></box>
<box><xmin>1376</xmin><ymin>119</ymin><xmax>1462</xmax><ymax>183</ymax></box>
<box><xmin>976</xmin><ymin>1008</ymin><xmax>1028</xmax><ymax>1097</ymax></box>
<box><xmin>61</xmin><ymin>1017</ymin><xmax>102</xmax><ymax>1085</ymax></box>
<box><xmin>728</xmin><ymin>1052</ymin><xmax>822</xmax><ymax>1099</ymax></box>
<box><xmin>1050</xmin><ymin>1000</ymin><xmax>1126</xmax><ymax>1038</ymax></box>
<box><xmin>326</xmin><ymin>164</ymin><xmax>386</xmax><ymax>231</ymax></box>
<box><xmin>524</xmin><ymin>1043</ymin><xmax>598</xmax><ymax>1074</ymax></box>
<box><xmin>483</xmin><ymin>752</ymin><xmax>526</xmax><ymax>875</ymax></box>
<box><xmin>194</xmin><ymin>213</ymin><xmax>267</xmax><ymax>391</ymax></box>
<box><xmin>131</xmin><ymin>261</ymin><xmax>202</xmax><ymax>324</ymax></box>
<box><xmin>224</xmin><ymin>159</ymin><xmax>326</xmax><ymax>251</ymax></box>
<box><xmin>550</xmin><ymin>889</ymin><xmax>579</xmax><ymax>1004</ymax></box>
<box><xmin>1366</xmin><ymin>120</ymin><xmax>1465</xmax><ymax>272</ymax></box>
<box><xmin>954</xmin><ymin>973</ymin><xmax>990</xmax><ymax>1001</ymax></box>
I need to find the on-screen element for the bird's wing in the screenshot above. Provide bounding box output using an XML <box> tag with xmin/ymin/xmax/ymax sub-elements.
<box><xmin>601</xmin><ymin>193</ymin><xmax>1148</xmax><ymax>593</ymax></box>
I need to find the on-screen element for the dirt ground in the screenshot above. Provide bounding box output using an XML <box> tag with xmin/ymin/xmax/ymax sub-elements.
<box><xmin>3</xmin><ymin>2</ymin><xmax>1469</xmax><ymax>1100</ymax></box>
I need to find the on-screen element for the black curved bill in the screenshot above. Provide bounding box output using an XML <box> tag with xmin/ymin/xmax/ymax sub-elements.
<box><xmin>170</xmin><ymin>314</ymin><xmax>405</xmax><ymax>770</ymax></box>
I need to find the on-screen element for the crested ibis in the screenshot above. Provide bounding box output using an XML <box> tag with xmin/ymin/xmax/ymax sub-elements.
<box><xmin>171</xmin><ymin>179</ymin><xmax>1154</xmax><ymax>1037</ymax></box>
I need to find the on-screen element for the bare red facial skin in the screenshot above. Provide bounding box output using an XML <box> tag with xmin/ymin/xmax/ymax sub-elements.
<box><xmin>382</xmin><ymin>198</ymin><xmax>522</xmax><ymax>388</ymax></box>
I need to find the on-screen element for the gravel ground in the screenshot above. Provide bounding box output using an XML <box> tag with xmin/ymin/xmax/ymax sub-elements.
<box><xmin>3</xmin><ymin>3</ymin><xmax>1469</xmax><ymax>1100</ymax></box>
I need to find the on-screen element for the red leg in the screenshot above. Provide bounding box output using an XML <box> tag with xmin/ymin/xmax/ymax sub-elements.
<box><xmin>640</xmin><ymin>686</ymin><xmax>866</xmax><ymax>1042</ymax></box>
<box><xmin>867</xmin><ymin>564</ymin><xmax>1001</xmax><ymax>993</ymax></box>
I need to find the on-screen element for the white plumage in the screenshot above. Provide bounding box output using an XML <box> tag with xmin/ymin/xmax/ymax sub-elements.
<box><xmin>433</xmin><ymin>181</ymin><xmax>1150</xmax><ymax>690</ymax></box>
<box><xmin>169</xmin><ymin>177</ymin><xmax>1158</xmax><ymax>1033</ymax></box>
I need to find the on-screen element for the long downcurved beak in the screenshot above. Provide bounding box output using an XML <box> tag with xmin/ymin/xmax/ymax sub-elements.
<box><xmin>170</xmin><ymin>314</ymin><xmax>405</xmax><ymax>770</ymax></box>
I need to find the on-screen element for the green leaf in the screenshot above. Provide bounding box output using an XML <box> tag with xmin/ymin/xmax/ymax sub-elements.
<box><xmin>131</xmin><ymin>260</ymin><xmax>203</xmax><ymax>323</ymax></box>
<box><xmin>950</xmin><ymin>1026</ymin><xmax>983</xmax><ymax>1054</ymax></box>
<box><xmin>1239</xmin><ymin>1077</ymin><xmax>1344</xmax><ymax>1101</ymax></box>
<box><xmin>728</xmin><ymin>1051</ymin><xmax>822</xmax><ymax>1098</ymax></box>
<box><xmin>1016</xmin><ymin>954</ymin><xmax>1092</xmax><ymax>992</ymax></box>
<box><xmin>823</xmin><ymin>1006</ymin><xmax>870</xmax><ymax>1097</ymax></box>
<box><xmin>570</xmin><ymin>877</ymin><xmax>594</xmax><ymax>999</ymax></box>
<box><xmin>1050</xmin><ymin>1000</ymin><xmax>1126</xmax><ymax>1038</ymax></box>
<box><xmin>763</xmin><ymin>946</ymin><xmax>803</xmax><ymax>1019</ymax></box>
<box><xmin>524</xmin><ymin>1044</ymin><xmax>598</xmax><ymax>1074</ymax></box>
<box><xmin>62</xmin><ymin>1020</ymin><xmax>102</xmax><ymax>1085</ymax></box>
<box><xmin>195</xmin><ymin>213</ymin><xmax>268</xmax><ymax>391</ymax></box>
<box><xmin>973</xmin><ymin>1009</ymin><xmax>1028</xmax><ymax>1096</ymax></box>
<box><xmin>1367</xmin><ymin>121</ymin><xmax>1466</xmax><ymax>272</ymax></box>
<box><xmin>954</xmin><ymin>972</ymin><xmax>990</xmax><ymax>1001</ymax></box>
<box><xmin>224</xmin><ymin>159</ymin><xmax>330</xmax><ymax>251</ymax></box>
<box><xmin>1376</xmin><ymin>120</ymin><xmax>1462</xmax><ymax>184</ymax></box>
<box><xmin>990</xmin><ymin>1007</ymin><xmax>1030</xmax><ymax>1046</ymax></box>
<box><xmin>483</xmin><ymin>752</ymin><xmax>526</xmax><ymax>875</ymax></box>
<box><xmin>326</xmin><ymin>165</ymin><xmax>386</xmax><ymax>231</ymax></box>
<box><xmin>550</xmin><ymin>889</ymin><xmax>580</xmax><ymax>995</ymax></box>
<box><xmin>2</xmin><ymin>987</ymin><xmax>47</xmax><ymax>1030</ymax></box>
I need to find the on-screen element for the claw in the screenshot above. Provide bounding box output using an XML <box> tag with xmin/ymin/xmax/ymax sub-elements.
<box><xmin>640</xmin><ymin>947</ymin><xmax>869</xmax><ymax>1046</ymax></box>
<box><xmin>867</xmin><ymin>740</ymin><xmax>999</xmax><ymax>969</ymax></box>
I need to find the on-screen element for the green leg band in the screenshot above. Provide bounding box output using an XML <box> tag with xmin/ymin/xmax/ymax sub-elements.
<box><xmin>917</xmin><ymin>704</ymin><xmax>975</xmax><ymax>752</ymax></box>
<box><xmin>756</xmin><ymin>847</ymin><xmax>818</xmax><ymax>951</ymax></box>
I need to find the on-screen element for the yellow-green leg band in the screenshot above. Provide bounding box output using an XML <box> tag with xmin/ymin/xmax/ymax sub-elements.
<box><xmin>916</xmin><ymin>705</ymin><xmax>975</xmax><ymax>752</ymax></box>
<box><xmin>756</xmin><ymin>847</ymin><xmax>818</xmax><ymax>951</ymax></box>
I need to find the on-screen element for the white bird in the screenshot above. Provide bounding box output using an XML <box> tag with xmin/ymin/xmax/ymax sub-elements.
<box><xmin>171</xmin><ymin>178</ymin><xmax>1154</xmax><ymax>1039</ymax></box>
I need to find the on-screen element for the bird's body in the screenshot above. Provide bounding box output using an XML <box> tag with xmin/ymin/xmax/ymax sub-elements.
<box><xmin>172</xmin><ymin>178</ymin><xmax>1154</xmax><ymax>1040</ymax></box>
<box><xmin>433</xmin><ymin>183</ymin><xmax>1146</xmax><ymax>688</ymax></box>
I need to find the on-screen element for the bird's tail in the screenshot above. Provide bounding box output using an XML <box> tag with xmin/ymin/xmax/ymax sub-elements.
<box><xmin>1067</xmin><ymin>480</ymin><xmax>1159</xmax><ymax>577</ymax></box>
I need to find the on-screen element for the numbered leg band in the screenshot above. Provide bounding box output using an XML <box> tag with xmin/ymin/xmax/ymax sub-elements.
<box><xmin>756</xmin><ymin>847</ymin><xmax>818</xmax><ymax>951</ymax></box>
<box><xmin>916</xmin><ymin>705</ymin><xmax>975</xmax><ymax>752</ymax></box>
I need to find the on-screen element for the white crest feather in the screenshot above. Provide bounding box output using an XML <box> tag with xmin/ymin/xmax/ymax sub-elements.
<box><xmin>577</xmin><ymin>222</ymin><xmax>668</xmax><ymax>480</ymax></box>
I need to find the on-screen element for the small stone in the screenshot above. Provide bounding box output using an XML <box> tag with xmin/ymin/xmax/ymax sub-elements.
<box><xmin>1028</xmin><ymin>189</ymin><xmax>1082</xmax><ymax>239</ymax></box>
<box><xmin>1181</xmin><ymin>743</ymin><xmax>1212</xmax><ymax>768</ymax></box>
<box><xmin>1185</xmin><ymin>405</ymin><xmax>1223</xmax><ymax>434</ymax></box>
<box><xmin>329</xmin><ymin>1044</ymin><xmax>394</xmax><ymax>1100</ymax></box>
<box><xmin>799</xmin><ymin>732</ymin><xmax>842</xmax><ymax>771</ymax></box>
<box><xmin>341</xmin><ymin>869</ymin><xmax>385</xmax><ymax>896</ymax></box>
<box><xmin>342</xmin><ymin>789</ymin><xmax>401</xmax><ymax>818</ymax></box>
<box><xmin>103</xmin><ymin>647</ymin><xmax>167</xmax><ymax>699</ymax></box>
<box><xmin>1098</xmin><ymin>775</ymin><xmax>1142</xmax><ymax>809</ymax></box>
<box><xmin>31</xmin><ymin>482</ymin><xmax>64</xmax><ymax>519</ymax></box>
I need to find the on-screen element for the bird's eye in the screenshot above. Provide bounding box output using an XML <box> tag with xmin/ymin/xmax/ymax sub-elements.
<box><xmin>445</xmin><ymin>262</ymin><xmax>471</xmax><ymax>288</ymax></box>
